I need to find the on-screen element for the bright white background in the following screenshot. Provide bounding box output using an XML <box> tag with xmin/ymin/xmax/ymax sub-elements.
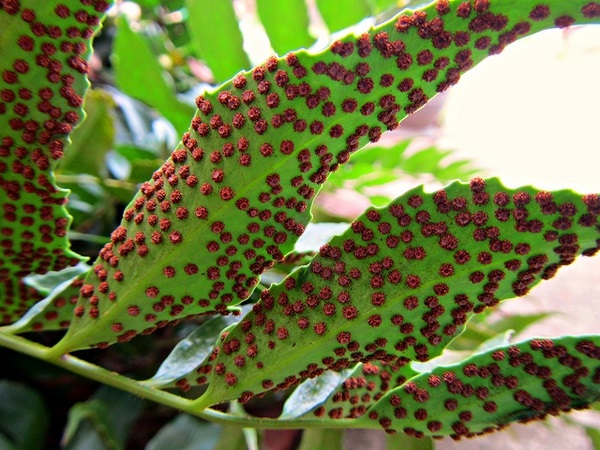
<box><xmin>442</xmin><ymin>26</ymin><xmax>600</xmax><ymax>193</ymax></box>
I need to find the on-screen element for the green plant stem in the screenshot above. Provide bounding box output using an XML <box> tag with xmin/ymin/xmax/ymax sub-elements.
<box><xmin>0</xmin><ymin>332</ymin><xmax>360</xmax><ymax>430</ymax></box>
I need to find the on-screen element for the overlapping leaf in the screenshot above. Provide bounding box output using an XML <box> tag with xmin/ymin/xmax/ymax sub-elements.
<box><xmin>51</xmin><ymin>0</ymin><xmax>600</xmax><ymax>353</ymax></box>
<box><xmin>185</xmin><ymin>0</ymin><xmax>250</xmax><ymax>82</ymax></box>
<box><xmin>190</xmin><ymin>179</ymin><xmax>599</xmax><ymax>407</ymax></box>
<box><xmin>0</xmin><ymin>0</ymin><xmax>111</xmax><ymax>323</ymax></box>
<box><xmin>356</xmin><ymin>336</ymin><xmax>600</xmax><ymax>438</ymax></box>
<box><xmin>291</xmin><ymin>328</ymin><xmax>508</xmax><ymax>421</ymax></box>
<box><xmin>283</xmin><ymin>360</ymin><xmax>418</xmax><ymax>420</ymax></box>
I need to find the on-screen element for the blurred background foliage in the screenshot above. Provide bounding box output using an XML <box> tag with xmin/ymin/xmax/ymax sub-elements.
<box><xmin>1</xmin><ymin>1</ymin><xmax>565</xmax><ymax>449</ymax></box>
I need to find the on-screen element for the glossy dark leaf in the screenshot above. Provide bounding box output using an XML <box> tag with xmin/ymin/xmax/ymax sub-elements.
<box><xmin>145</xmin><ymin>316</ymin><xmax>238</xmax><ymax>388</ymax></box>
<box><xmin>62</xmin><ymin>386</ymin><xmax>143</xmax><ymax>450</ymax></box>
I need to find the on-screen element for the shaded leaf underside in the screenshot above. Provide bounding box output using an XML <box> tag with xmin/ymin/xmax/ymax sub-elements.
<box><xmin>52</xmin><ymin>0</ymin><xmax>600</xmax><ymax>353</ymax></box>
<box><xmin>0</xmin><ymin>0</ymin><xmax>110</xmax><ymax>323</ymax></box>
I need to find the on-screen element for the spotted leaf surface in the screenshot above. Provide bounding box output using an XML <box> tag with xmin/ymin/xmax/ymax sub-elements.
<box><xmin>0</xmin><ymin>0</ymin><xmax>111</xmax><ymax>323</ymax></box>
<box><xmin>303</xmin><ymin>360</ymin><xmax>419</xmax><ymax>420</ymax></box>
<box><xmin>190</xmin><ymin>179</ymin><xmax>599</xmax><ymax>407</ymax></box>
<box><xmin>51</xmin><ymin>0</ymin><xmax>600</xmax><ymax>353</ymax></box>
<box><xmin>356</xmin><ymin>336</ymin><xmax>600</xmax><ymax>438</ymax></box>
<box><xmin>302</xmin><ymin>332</ymin><xmax>504</xmax><ymax>420</ymax></box>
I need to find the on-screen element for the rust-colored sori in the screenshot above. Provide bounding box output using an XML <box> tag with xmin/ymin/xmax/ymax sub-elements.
<box><xmin>1</xmin><ymin>0</ymin><xmax>600</xmax><ymax>440</ymax></box>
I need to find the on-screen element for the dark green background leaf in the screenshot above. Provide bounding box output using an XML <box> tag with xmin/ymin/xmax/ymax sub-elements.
<box><xmin>0</xmin><ymin>381</ymin><xmax>49</xmax><ymax>450</ymax></box>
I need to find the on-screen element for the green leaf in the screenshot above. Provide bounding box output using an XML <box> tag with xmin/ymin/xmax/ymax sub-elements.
<box><xmin>1</xmin><ymin>264</ymin><xmax>90</xmax><ymax>333</ymax></box>
<box><xmin>23</xmin><ymin>263</ymin><xmax>90</xmax><ymax>296</ymax></box>
<box><xmin>369</xmin><ymin>194</ymin><xmax>395</xmax><ymax>207</ymax></box>
<box><xmin>356</xmin><ymin>336</ymin><xmax>600</xmax><ymax>437</ymax></box>
<box><xmin>586</xmin><ymin>426</ymin><xmax>600</xmax><ymax>450</ymax></box>
<box><xmin>0</xmin><ymin>434</ymin><xmax>18</xmax><ymax>450</ymax></box>
<box><xmin>326</xmin><ymin>139</ymin><xmax>478</xmax><ymax>189</ymax></box>
<box><xmin>386</xmin><ymin>432</ymin><xmax>433</xmax><ymax>450</ymax></box>
<box><xmin>0</xmin><ymin>381</ymin><xmax>49</xmax><ymax>450</ymax></box>
<box><xmin>433</xmin><ymin>160</ymin><xmax>479</xmax><ymax>182</ymax></box>
<box><xmin>448</xmin><ymin>313</ymin><xmax>552</xmax><ymax>351</ymax></box>
<box><xmin>280</xmin><ymin>370</ymin><xmax>348</xmax><ymax>419</ymax></box>
<box><xmin>64</xmin><ymin>418</ymin><xmax>114</xmax><ymax>450</ymax></box>
<box><xmin>315</xmin><ymin>0</ymin><xmax>374</xmax><ymax>33</ymax></box>
<box><xmin>113</xmin><ymin>16</ymin><xmax>195</xmax><ymax>135</ymax></box>
<box><xmin>185</xmin><ymin>0</ymin><xmax>250</xmax><ymax>82</ymax></box>
<box><xmin>304</xmin><ymin>360</ymin><xmax>419</xmax><ymax>420</ymax></box>
<box><xmin>145</xmin><ymin>415</ymin><xmax>222</xmax><ymax>450</ymax></box>
<box><xmin>213</xmin><ymin>425</ymin><xmax>250</xmax><ymax>450</ymax></box>
<box><xmin>193</xmin><ymin>178</ymin><xmax>600</xmax><ymax>407</ymax></box>
<box><xmin>489</xmin><ymin>313</ymin><xmax>553</xmax><ymax>335</ymax></box>
<box><xmin>356</xmin><ymin>141</ymin><xmax>412</xmax><ymax>167</ymax></box>
<box><xmin>136</xmin><ymin>0</ymin><xmax>161</xmax><ymax>7</ymax></box>
<box><xmin>401</xmin><ymin>147</ymin><xmax>453</xmax><ymax>175</ymax></box>
<box><xmin>472</xmin><ymin>329</ymin><xmax>514</xmax><ymax>353</ymax></box>
<box><xmin>51</xmin><ymin>0</ymin><xmax>600</xmax><ymax>352</ymax></box>
<box><xmin>0</xmin><ymin>0</ymin><xmax>108</xmax><ymax>323</ymax></box>
<box><xmin>144</xmin><ymin>317</ymin><xmax>238</xmax><ymax>388</ymax></box>
<box><xmin>374</xmin><ymin>0</ymin><xmax>405</xmax><ymax>14</ymax></box>
<box><xmin>294</xmin><ymin>222</ymin><xmax>350</xmax><ymax>254</ymax></box>
<box><xmin>63</xmin><ymin>387</ymin><xmax>143</xmax><ymax>450</ymax></box>
<box><xmin>411</xmin><ymin>329</ymin><xmax>513</xmax><ymax>376</ymax></box>
<box><xmin>58</xmin><ymin>89</ymin><xmax>115</xmax><ymax>176</ymax></box>
<box><xmin>298</xmin><ymin>429</ymin><xmax>344</xmax><ymax>450</ymax></box>
<box><xmin>256</xmin><ymin>0</ymin><xmax>313</xmax><ymax>55</ymax></box>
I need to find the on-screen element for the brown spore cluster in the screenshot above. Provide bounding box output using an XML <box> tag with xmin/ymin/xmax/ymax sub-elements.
<box><xmin>189</xmin><ymin>177</ymin><xmax>598</xmax><ymax>407</ymax></box>
<box><xmin>56</xmin><ymin>0</ymin><xmax>600</xmax><ymax>352</ymax></box>
<box><xmin>0</xmin><ymin>1</ymin><xmax>110</xmax><ymax>323</ymax></box>
<box><xmin>313</xmin><ymin>360</ymin><xmax>412</xmax><ymax>420</ymax></box>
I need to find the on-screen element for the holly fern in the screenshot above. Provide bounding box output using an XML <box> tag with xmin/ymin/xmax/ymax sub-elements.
<box><xmin>1</xmin><ymin>0</ymin><xmax>600</xmax><ymax>449</ymax></box>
